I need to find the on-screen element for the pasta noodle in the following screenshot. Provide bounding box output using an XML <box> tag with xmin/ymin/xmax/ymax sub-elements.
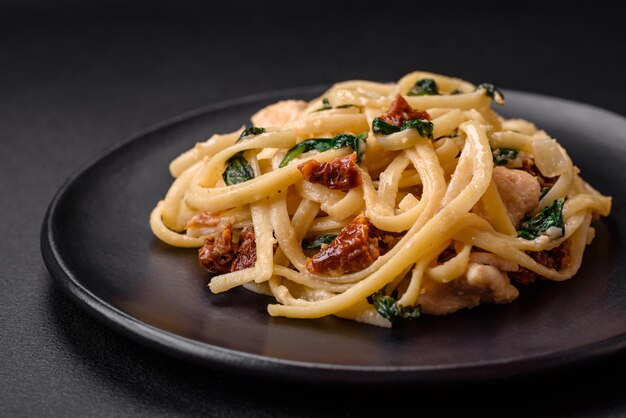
<box><xmin>150</xmin><ymin>71</ymin><xmax>612</xmax><ymax>328</ymax></box>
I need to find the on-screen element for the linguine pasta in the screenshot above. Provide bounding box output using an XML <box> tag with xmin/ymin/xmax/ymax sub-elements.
<box><xmin>150</xmin><ymin>71</ymin><xmax>612</xmax><ymax>328</ymax></box>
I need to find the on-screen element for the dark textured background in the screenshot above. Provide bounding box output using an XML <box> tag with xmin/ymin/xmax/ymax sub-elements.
<box><xmin>2</xmin><ymin>2</ymin><xmax>626</xmax><ymax>417</ymax></box>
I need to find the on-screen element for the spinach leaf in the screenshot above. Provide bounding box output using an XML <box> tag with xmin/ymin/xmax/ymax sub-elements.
<box><xmin>407</xmin><ymin>78</ymin><xmax>439</xmax><ymax>96</ymax></box>
<box><xmin>476</xmin><ymin>83</ymin><xmax>505</xmax><ymax>104</ymax></box>
<box><xmin>517</xmin><ymin>230</ymin><xmax>536</xmax><ymax>240</ymax></box>
<box><xmin>237</xmin><ymin>126</ymin><xmax>266</xmax><ymax>142</ymax></box>
<box><xmin>279</xmin><ymin>138</ymin><xmax>334</xmax><ymax>167</ymax></box>
<box><xmin>369</xmin><ymin>289</ymin><xmax>421</xmax><ymax>324</ymax></box>
<box><xmin>302</xmin><ymin>234</ymin><xmax>337</xmax><ymax>249</ymax></box>
<box><xmin>540</xmin><ymin>187</ymin><xmax>551</xmax><ymax>199</ymax></box>
<box><xmin>372</xmin><ymin>117</ymin><xmax>434</xmax><ymax>139</ymax></box>
<box><xmin>333</xmin><ymin>132</ymin><xmax>367</xmax><ymax>164</ymax></box>
<box><xmin>314</xmin><ymin>98</ymin><xmax>332</xmax><ymax>112</ymax></box>
<box><xmin>279</xmin><ymin>132</ymin><xmax>367</xmax><ymax>167</ymax></box>
<box><xmin>222</xmin><ymin>127</ymin><xmax>265</xmax><ymax>185</ymax></box>
<box><xmin>492</xmin><ymin>147</ymin><xmax>519</xmax><ymax>165</ymax></box>
<box><xmin>314</xmin><ymin>98</ymin><xmax>357</xmax><ymax>112</ymax></box>
<box><xmin>372</xmin><ymin>118</ymin><xmax>402</xmax><ymax>135</ymax></box>
<box><xmin>223</xmin><ymin>153</ymin><xmax>254</xmax><ymax>185</ymax></box>
<box><xmin>435</xmin><ymin>133</ymin><xmax>459</xmax><ymax>141</ymax></box>
<box><xmin>402</xmin><ymin>119</ymin><xmax>434</xmax><ymax>139</ymax></box>
<box><xmin>517</xmin><ymin>198</ymin><xmax>565</xmax><ymax>240</ymax></box>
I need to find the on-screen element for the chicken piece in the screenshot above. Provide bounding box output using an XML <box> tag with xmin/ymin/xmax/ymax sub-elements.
<box><xmin>419</xmin><ymin>263</ymin><xmax>519</xmax><ymax>315</ymax></box>
<box><xmin>466</xmin><ymin>264</ymin><xmax>519</xmax><ymax>302</ymax></box>
<box><xmin>469</xmin><ymin>252</ymin><xmax>519</xmax><ymax>272</ymax></box>
<box><xmin>493</xmin><ymin>166</ymin><xmax>541</xmax><ymax>227</ymax></box>
<box><xmin>251</xmin><ymin>100</ymin><xmax>307</xmax><ymax>127</ymax></box>
<box><xmin>298</xmin><ymin>153</ymin><xmax>362</xmax><ymax>192</ymax></box>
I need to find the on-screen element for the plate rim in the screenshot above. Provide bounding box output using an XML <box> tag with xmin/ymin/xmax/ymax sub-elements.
<box><xmin>41</xmin><ymin>85</ymin><xmax>626</xmax><ymax>384</ymax></box>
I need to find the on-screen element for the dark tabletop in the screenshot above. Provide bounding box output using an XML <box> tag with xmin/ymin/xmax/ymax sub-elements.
<box><xmin>2</xmin><ymin>2</ymin><xmax>626</xmax><ymax>417</ymax></box>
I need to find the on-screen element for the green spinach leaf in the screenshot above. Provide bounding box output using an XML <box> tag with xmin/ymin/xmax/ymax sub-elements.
<box><xmin>372</xmin><ymin>117</ymin><xmax>434</xmax><ymax>139</ymax></box>
<box><xmin>407</xmin><ymin>78</ymin><xmax>439</xmax><ymax>96</ymax></box>
<box><xmin>279</xmin><ymin>132</ymin><xmax>367</xmax><ymax>167</ymax></box>
<box><xmin>476</xmin><ymin>83</ymin><xmax>505</xmax><ymax>104</ymax></box>
<box><xmin>369</xmin><ymin>289</ymin><xmax>421</xmax><ymax>324</ymax></box>
<box><xmin>492</xmin><ymin>147</ymin><xmax>519</xmax><ymax>165</ymax></box>
<box><xmin>372</xmin><ymin>118</ymin><xmax>401</xmax><ymax>135</ymax></box>
<box><xmin>237</xmin><ymin>126</ymin><xmax>266</xmax><ymax>142</ymax></box>
<box><xmin>517</xmin><ymin>198</ymin><xmax>565</xmax><ymax>240</ymax></box>
<box><xmin>314</xmin><ymin>98</ymin><xmax>357</xmax><ymax>112</ymax></box>
<box><xmin>402</xmin><ymin>118</ymin><xmax>434</xmax><ymax>139</ymax></box>
<box><xmin>223</xmin><ymin>153</ymin><xmax>255</xmax><ymax>185</ymax></box>
<box><xmin>314</xmin><ymin>98</ymin><xmax>332</xmax><ymax>112</ymax></box>
<box><xmin>223</xmin><ymin>127</ymin><xmax>266</xmax><ymax>185</ymax></box>
<box><xmin>302</xmin><ymin>234</ymin><xmax>337</xmax><ymax>249</ymax></box>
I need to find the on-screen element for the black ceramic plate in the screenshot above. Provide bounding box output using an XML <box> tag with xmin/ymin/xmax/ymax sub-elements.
<box><xmin>42</xmin><ymin>86</ymin><xmax>626</xmax><ymax>384</ymax></box>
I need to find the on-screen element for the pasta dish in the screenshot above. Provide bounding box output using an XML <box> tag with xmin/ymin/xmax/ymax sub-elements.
<box><xmin>150</xmin><ymin>71</ymin><xmax>611</xmax><ymax>327</ymax></box>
